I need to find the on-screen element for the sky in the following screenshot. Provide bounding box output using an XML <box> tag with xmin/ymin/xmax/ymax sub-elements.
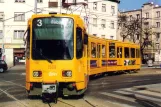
<box><xmin>119</xmin><ymin>0</ymin><xmax>161</xmax><ymax>11</ymax></box>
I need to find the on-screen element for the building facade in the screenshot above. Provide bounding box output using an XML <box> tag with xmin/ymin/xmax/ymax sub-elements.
<box><xmin>118</xmin><ymin>2</ymin><xmax>161</xmax><ymax>63</ymax></box>
<box><xmin>0</xmin><ymin>0</ymin><xmax>119</xmax><ymax>67</ymax></box>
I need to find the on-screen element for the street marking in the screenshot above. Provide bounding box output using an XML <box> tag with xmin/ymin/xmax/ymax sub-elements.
<box><xmin>122</xmin><ymin>88</ymin><xmax>161</xmax><ymax>103</ymax></box>
<box><xmin>0</xmin><ymin>88</ymin><xmax>28</xmax><ymax>107</ymax></box>
<box><xmin>1</xmin><ymin>80</ymin><xmax>25</xmax><ymax>88</ymax></box>
<box><xmin>8</xmin><ymin>78</ymin><xmax>25</xmax><ymax>82</ymax></box>
<box><xmin>126</xmin><ymin>79</ymin><xmax>151</xmax><ymax>83</ymax></box>
<box><xmin>7</xmin><ymin>73</ymin><xmax>22</xmax><ymax>75</ymax></box>
<box><xmin>100</xmin><ymin>92</ymin><xmax>136</xmax><ymax>103</ymax></box>
<box><xmin>21</xmin><ymin>73</ymin><xmax>26</xmax><ymax>75</ymax></box>
<box><xmin>89</xmin><ymin>82</ymin><xmax>109</xmax><ymax>86</ymax></box>
<box><xmin>0</xmin><ymin>87</ymin><xmax>13</xmax><ymax>95</ymax></box>
<box><xmin>135</xmin><ymin>94</ymin><xmax>161</xmax><ymax>103</ymax></box>
<box><xmin>114</xmin><ymin>90</ymin><xmax>133</xmax><ymax>95</ymax></box>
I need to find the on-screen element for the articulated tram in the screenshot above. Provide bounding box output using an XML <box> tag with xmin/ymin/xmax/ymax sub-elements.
<box><xmin>25</xmin><ymin>13</ymin><xmax>141</xmax><ymax>102</ymax></box>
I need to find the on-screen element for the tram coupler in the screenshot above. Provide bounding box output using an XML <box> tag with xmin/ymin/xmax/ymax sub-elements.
<box><xmin>42</xmin><ymin>82</ymin><xmax>59</xmax><ymax>103</ymax></box>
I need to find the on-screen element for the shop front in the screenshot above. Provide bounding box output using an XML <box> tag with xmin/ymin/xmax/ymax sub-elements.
<box><xmin>13</xmin><ymin>48</ymin><xmax>25</xmax><ymax>65</ymax></box>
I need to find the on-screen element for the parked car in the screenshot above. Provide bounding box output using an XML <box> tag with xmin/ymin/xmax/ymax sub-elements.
<box><xmin>0</xmin><ymin>60</ymin><xmax>8</xmax><ymax>73</ymax></box>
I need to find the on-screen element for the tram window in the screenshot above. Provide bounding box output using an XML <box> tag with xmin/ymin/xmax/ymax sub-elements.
<box><xmin>131</xmin><ymin>48</ymin><xmax>135</xmax><ymax>58</ymax></box>
<box><xmin>136</xmin><ymin>49</ymin><xmax>140</xmax><ymax>58</ymax></box>
<box><xmin>124</xmin><ymin>47</ymin><xmax>129</xmax><ymax>58</ymax></box>
<box><xmin>138</xmin><ymin>49</ymin><xmax>140</xmax><ymax>58</ymax></box>
<box><xmin>102</xmin><ymin>45</ymin><xmax>106</xmax><ymax>58</ymax></box>
<box><xmin>97</xmin><ymin>44</ymin><xmax>101</xmax><ymax>58</ymax></box>
<box><xmin>109</xmin><ymin>43</ymin><xmax>115</xmax><ymax>58</ymax></box>
<box><xmin>91</xmin><ymin>42</ymin><xmax>96</xmax><ymax>58</ymax></box>
<box><xmin>136</xmin><ymin>49</ymin><xmax>138</xmax><ymax>58</ymax></box>
<box><xmin>25</xmin><ymin>27</ymin><xmax>30</xmax><ymax>59</ymax></box>
<box><xmin>117</xmin><ymin>47</ymin><xmax>119</xmax><ymax>58</ymax></box>
<box><xmin>76</xmin><ymin>27</ymin><xmax>83</xmax><ymax>59</ymax></box>
<box><xmin>120</xmin><ymin>48</ymin><xmax>122</xmax><ymax>58</ymax></box>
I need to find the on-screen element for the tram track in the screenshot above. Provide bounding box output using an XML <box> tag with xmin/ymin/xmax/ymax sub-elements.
<box><xmin>0</xmin><ymin>78</ymin><xmax>96</xmax><ymax>107</ymax></box>
<box><xmin>1</xmin><ymin>70</ymin><xmax>161</xmax><ymax>107</ymax></box>
<box><xmin>44</xmin><ymin>98</ymin><xmax>96</xmax><ymax>107</ymax></box>
<box><xmin>88</xmin><ymin>75</ymin><xmax>161</xmax><ymax>92</ymax></box>
<box><xmin>0</xmin><ymin>87</ymin><xmax>28</xmax><ymax>107</ymax></box>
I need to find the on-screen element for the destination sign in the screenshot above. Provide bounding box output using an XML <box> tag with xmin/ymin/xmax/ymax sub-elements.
<box><xmin>33</xmin><ymin>17</ymin><xmax>73</xmax><ymax>28</ymax></box>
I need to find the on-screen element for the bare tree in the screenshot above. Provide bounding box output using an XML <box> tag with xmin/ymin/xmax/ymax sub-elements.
<box><xmin>118</xmin><ymin>14</ymin><xmax>141</xmax><ymax>42</ymax></box>
<box><xmin>118</xmin><ymin>14</ymin><xmax>154</xmax><ymax>63</ymax></box>
<box><xmin>118</xmin><ymin>14</ymin><xmax>129</xmax><ymax>41</ymax></box>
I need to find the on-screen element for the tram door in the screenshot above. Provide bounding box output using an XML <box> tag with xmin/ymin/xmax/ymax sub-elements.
<box><xmin>97</xmin><ymin>44</ymin><xmax>101</xmax><ymax>68</ymax></box>
<box><xmin>117</xmin><ymin>46</ymin><xmax>123</xmax><ymax>66</ymax></box>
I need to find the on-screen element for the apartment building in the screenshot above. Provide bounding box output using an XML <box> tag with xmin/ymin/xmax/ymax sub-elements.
<box><xmin>0</xmin><ymin>0</ymin><xmax>119</xmax><ymax>67</ymax></box>
<box><xmin>118</xmin><ymin>2</ymin><xmax>161</xmax><ymax>63</ymax></box>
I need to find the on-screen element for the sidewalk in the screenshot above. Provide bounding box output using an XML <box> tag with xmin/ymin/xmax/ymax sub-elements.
<box><xmin>141</xmin><ymin>64</ymin><xmax>161</xmax><ymax>69</ymax></box>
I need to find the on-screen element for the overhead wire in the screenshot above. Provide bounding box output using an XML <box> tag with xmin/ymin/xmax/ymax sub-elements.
<box><xmin>1</xmin><ymin>0</ymin><xmax>119</xmax><ymax>28</ymax></box>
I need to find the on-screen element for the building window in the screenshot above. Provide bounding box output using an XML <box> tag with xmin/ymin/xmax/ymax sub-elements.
<box><xmin>144</xmin><ymin>22</ymin><xmax>149</xmax><ymax>26</ymax></box>
<box><xmin>14</xmin><ymin>30</ymin><xmax>25</xmax><ymax>39</ymax></box>
<box><xmin>101</xmin><ymin>19</ymin><xmax>106</xmax><ymax>28</ymax></box>
<box><xmin>37</xmin><ymin>0</ymin><xmax>43</xmax><ymax>3</ymax></box>
<box><xmin>156</xmin><ymin>11</ymin><xmax>160</xmax><ymax>18</ymax></box>
<box><xmin>101</xmin><ymin>35</ymin><xmax>105</xmax><ymax>38</ymax></box>
<box><xmin>110</xmin><ymin>36</ymin><xmax>114</xmax><ymax>39</ymax></box>
<box><xmin>0</xmin><ymin>30</ymin><xmax>3</xmax><ymax>39</ymax></box>
<box><xmin>15</xmin><ymin>0</ymin><xmax>25</xmax><ymax>2</ymax></box>
<box><xmin>136</xmin><ymin>14</ymin><xmax>140</xmax><ymax>19</ymax></box>
<box><xmin>110</xmin><ymin>21</ymin><xmax>114</xmax><ymax>29</ymax></box>
<box><xmin>102</xmin><ymin>4</ymin><xmax>106</xmax><ymax>12</ymax></box>
<box><xmin>136</xmin><ymin>34</ymin><xmax>140</xmax><ymax>40</ymax></box>
<box><xmin>146</xmin><ymin>12</ymin><xmax>149</xmax><ymax>18</ymax></box>
<box><xmin>93</xmin><ymin>34</ymin><xmax>97</xmax><ymax>36</ymax></box>
<box><xmin>14</xmin><ymin>12</ymin><xmax>25</xmax><ymax>21</ymax></box>
<box><xmin>93</xmin><ymin>18</ymin><xmax>97</xmax><ymax>27</ymax></box>
<box><xmin>111</xmin><ymin>6</ymin><xmax>115</xmax><ymax>15</ymax></box>
<box><xmin>156</xmin><ymin>22</ymin><xmax>160</xmax><ymax>28</ymax></box>
<box><xmin>129</xmin><ymin>15</ymin><xmax>132</xmax><ymax>20</ymax></box>
<box><xmin>0</xmin><ymin>12</ymin><xmax>4</xmax><ymax>20</ymax></box>
<box><xmin>156</xmin><ymin>33</ymin><xmax>160</xmax><ymax>40</ymax></box>
<box><xmin>93</xmin><ymin>2</ymin><xmax>97</xmax><ymax>10</ymax></box>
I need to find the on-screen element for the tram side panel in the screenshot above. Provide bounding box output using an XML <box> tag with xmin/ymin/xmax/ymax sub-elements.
<box><xmin>88</xmin><ymin>37</ymin><xmax>107</xmax><ymax>76</ymax></box>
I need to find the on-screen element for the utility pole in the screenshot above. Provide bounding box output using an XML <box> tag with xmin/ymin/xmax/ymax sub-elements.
<box><xmin>58</xmin><ymin>0</ymin><xmax>62</xmax><ymax>14</ymax></box>
<box><xmin>0</xmin><ymin>19</ymin><xmax>5</xmax><ymax>60</ymax></box>
<box><xmin>0</xmin><ymin>13</ymin><xmax>5</xmax><ymax>60</ymax></box>
<box><xmin>2</xmin><ymin>20</ymin><xmax>4</xmax><ymax>60</ymax></box>
<box><xmin>140</xmin><ymin>8</ymin><xmax>143</xmax><ymax>64</ymax></box>
<box><xmin>140</xmin><ymin>9</ymin><xmax>142</xmax><ymax>46</ymax></box>
<box><xmin>34</xmin><ymin>0</ymin><xmax>37</xmax><ymax>14</ymax></box>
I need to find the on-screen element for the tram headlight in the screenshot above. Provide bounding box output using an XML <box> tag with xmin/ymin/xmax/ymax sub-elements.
<box><xmin>33</xmin><ymin>71</ymin><xmax>42</xmax><ymax>77</ymax></box>
<box><xmin>62</xmin><ymin>70</ymin><xmax>72</xmax><ymax>77</ymax></box>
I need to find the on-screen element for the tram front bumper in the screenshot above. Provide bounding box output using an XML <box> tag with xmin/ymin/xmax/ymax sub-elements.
<box><xmin>27</xmin><ymin>82</ymin><xmax>58</xmax><ymax>95</ymax></box>
<box><xmin>42</xmin><ymin>84</ymin><xmax>57</xmax><ymax>94</ymax></box>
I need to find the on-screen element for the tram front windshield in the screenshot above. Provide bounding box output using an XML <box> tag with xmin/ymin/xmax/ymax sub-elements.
<box><xmin>32</xmin><ymin>17</ymin><xmax>74</xmax><ymax>60</ymax></box>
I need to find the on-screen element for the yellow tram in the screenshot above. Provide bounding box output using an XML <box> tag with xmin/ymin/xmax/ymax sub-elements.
<box><xmin>24</xmin><ymin>13</ymin><xmax>141</xmax><ymax>102</ymax></box>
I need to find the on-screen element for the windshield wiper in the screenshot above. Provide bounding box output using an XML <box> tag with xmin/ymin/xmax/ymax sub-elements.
<box><xmin>33</xmin><ymin>48</ymin><xmax>52</xmax><ymax>64</ymax></box>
